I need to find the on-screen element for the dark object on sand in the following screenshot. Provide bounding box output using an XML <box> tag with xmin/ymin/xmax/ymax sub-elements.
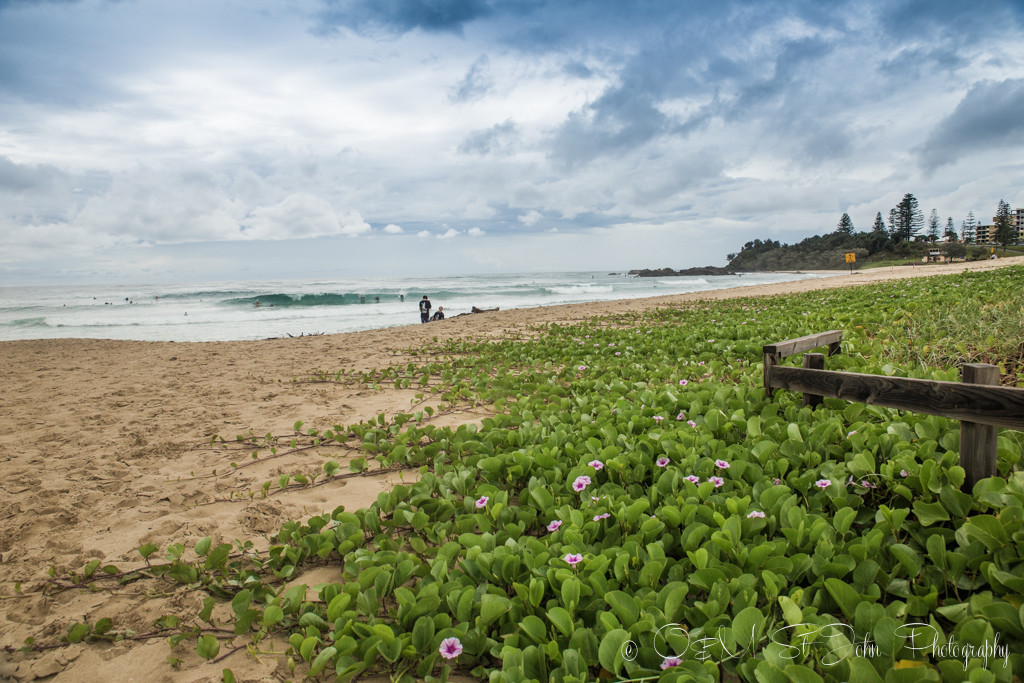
<box><xmin>454</xmin><ymin>306</ymin><xmax>500</xmax><ymax>318</ymax></box>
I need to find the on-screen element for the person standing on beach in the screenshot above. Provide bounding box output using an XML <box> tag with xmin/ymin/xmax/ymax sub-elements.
<box><xmin>419</xmin><ymin>295</ymin><xmax>432</xmax><ymax>323</ymax></box>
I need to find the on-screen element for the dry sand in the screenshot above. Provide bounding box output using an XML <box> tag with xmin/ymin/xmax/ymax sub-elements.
<box><xmin>1</xmin><ymin>256</ymin><xmax>1021</xmax><ymax>682</ymax></box>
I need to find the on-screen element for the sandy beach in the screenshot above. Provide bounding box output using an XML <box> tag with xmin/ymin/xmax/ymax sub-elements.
<box><xmin>1</xmin><ymin>256</ymin><xmax>1022</xmax><ymax>682</ymax></box>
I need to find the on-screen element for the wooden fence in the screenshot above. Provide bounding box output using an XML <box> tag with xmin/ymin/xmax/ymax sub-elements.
<box><xmin>763</xmin><ymin>331</ymin><xmax>1024</xmax><ymax>491</ymax></box>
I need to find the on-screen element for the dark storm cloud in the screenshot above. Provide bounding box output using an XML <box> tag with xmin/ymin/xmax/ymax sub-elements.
<box><xmin>918</xmin><ymin>78</ymin><xmax>1024</xmax><ymax>172</ymax></box>
<box><xmin>879</xmin><ymin>0</ymin><xmax>1024</xmax><ymax>43</ymax></box>
<box><xmin>313</xmin><ymin>0</ymin><xmax>496</xmax><ymax>35</ymax></box>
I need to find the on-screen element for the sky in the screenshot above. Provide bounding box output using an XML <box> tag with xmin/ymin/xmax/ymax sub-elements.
<box><xmin>2</xmin><ymin>0</ymin><xmax>1023</xmax><ymax>284</ymax></box>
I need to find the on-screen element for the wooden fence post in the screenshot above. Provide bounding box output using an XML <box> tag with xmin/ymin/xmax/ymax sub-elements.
<box><xmin>802</xmin><ymin>353</ymin><xmax>825</xmax><ymax>407</ymax></box>
<box><xmin>764</xmin><ymin>350</ymin><xmax>780</xmax><ymax>398</ymax></box>
<box><xmin>961</xmin><ymin>363</ymin><xmax>1000</xmax><ymax>492</ymax></box>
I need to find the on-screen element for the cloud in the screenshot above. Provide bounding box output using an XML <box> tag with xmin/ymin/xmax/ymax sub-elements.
<box><xmin>383</xmin><ymin>223</ymin><xmax>403</xmax><ymax>233</ymax></box>
<box><xmin>417</xmin><ymin>230</ymin><xmax>432</xmax><ymax>238</ymax></box>
<box><xmin>240</xmin><ymin>194</ymin><xmax>371</xmax><ymax>240</ymax></box>
<box><xmin>313</xmin><ymin>0</ymin><xmax>496</xmax><ymax>36</ymax></box>
<box><xmin>518</xmin><ymin>209</ymin><xmax>542</xmax><ymax>226</ymax></box>
<box><xmin>918</xmin><ymin>78</ymin><xmax>1024</xmax><ymax>172</ymax></box>
<box><xmin>437</xmin><ymin>228</ymin><xmax>459</xmax><ymax>239</ymax></box>
<box><xmin>458</xmin><ymin>120</ymin><xmax>518</xmax><ymax>155</ymax></box>
<box><xmin>450</xmin><ymin>54</ymin><xmax>493</xmax><ymax>103</ymax></box>
<box><xmin>467</xmin><ymin>226</ymin><xmax>484</xmax><ymax>236</ymax></box>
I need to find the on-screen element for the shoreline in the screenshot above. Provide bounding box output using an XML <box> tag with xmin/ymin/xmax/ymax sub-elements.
<box><xmin>1</xmin><ymin>255</ymin><xmax>1022</xmax><ymax>681</ymax></box>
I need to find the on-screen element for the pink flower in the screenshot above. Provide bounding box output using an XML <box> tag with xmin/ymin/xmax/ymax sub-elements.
<box><xmin>747</xmin><ymin>510</ymin><xmax>766</xmax><ymax>519</ymax></box>
<box><xmin>687</xmin><ymin>420</ymin><xmax>697</xmax><ymax>428</ymax></box>
<box><xmin>679</xmin><ymin>379</ymin><xmax>688</xmax><ymax>386</ymax></box>
<box><xmin>547</xmin><ymin>520</ymin><xmax>562</xmax><ymax>532</ymax></box>
<box><xmin>439</xmin><ymin>637</ymin><xmax>463</xmax><ymax>659</ymax></box>
<box><xmin>708</xmin><ymin>476</ymin><xmax>724</xmax><ymax>488</ymax></box>
<box><xmin>900</xmin><ymin>469</ymin><xmax>909</xmax><ymax>477</ymax></box>
<box><xmin>847</xmin><ymin>430</ymin><xmax>858</xmax><ymax>437</ymax></box>
<box><xmin>615</xmin><ymin>351</ymin><xmax>621</xmax><ymax>356</ymax></box>
<box><xmin>656</xmin><ymin>457</ymin><xmax>670</xmax><ymax>468</ymax></box>
<box><xmin>661</xmin><ymin>656</ymin><xmax>682</xmax><ymax>669</ymax></box>
<box><xmin>563</xmin><ymin>553</ymin><xmax>583</xmax><ymax>567</ymax></box>
<box><xmin>475</xmin><ymin>496</ymin><xmax>488</xmax><ymax>508</ymax></box>
<box><xmin>861</xmin><ymin>480</ymin><xmax>877</xmax><ymax>489</ymax></box>
<box><xmin>815</xmin><ymin>479</ymin><xmax>832</xmax><ymax>489</ymax></box>
<box><xmin>676</xmin><ymin>412</ymin><xmax>686</xmax><ymax>421</ymax></box>
<box><xmin>715</xmin><ymin>459</ymin><xmax>730</xmax><ymax>469</ymax></box>
<box><xmin>593</xmin><ymin>513</ymin><xmax>610</xmax><ymax>521</ymax></box>
<box><xmin>685</xmin><ymin>475</ymin><xmax>700</xmax><ymax>484</ymax></box>
<box><xmin>653</xmin><ymin>415</ymin><xmax>664</xmax><ymax>423</ymax></box>
<box><xmin>578</xmin><ymin>365</ymin><xmax>587</xmax><ymax>371</ymax></box>
<box><xmin>774</xmin><ymin>478</ymin><xmax>781</xmax><ymax>485</ymax></box>
<box><xmin>589</xmin><ymin>459</ymin><xmax>604</xmax><ymax>471</ymax></box>
<box><xmin>572</xmin><ymin>475</ymin><xmax>592</xmax><ymax>492</ymax></box>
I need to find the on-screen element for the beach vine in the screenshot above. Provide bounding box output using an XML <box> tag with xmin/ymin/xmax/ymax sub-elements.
<box><xmin>9</xmin><ymin>266</ymin><xmax>1024</xmax><ymax>682</ymax></box>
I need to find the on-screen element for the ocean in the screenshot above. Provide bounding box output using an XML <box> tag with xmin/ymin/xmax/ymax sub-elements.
<box><xmin>0</xmin><ymin>271</ymin><xmax>837</xmax><ymax>342</ymax></box>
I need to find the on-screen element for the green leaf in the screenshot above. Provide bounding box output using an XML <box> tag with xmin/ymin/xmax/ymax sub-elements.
<box><xmin>960</xmin><ymin>515</ymin><xmax>1009</xmax><ymax>551</ymax></box>
<box><xmin>604</xmin><ymin>590</ymin><xmax>639</xmax><ymax>624</ymax></box>
<box><xmin>547</xmin><ymin>606</ymin><xmax>574</xmax><ymax>636</ymax></box>
<box><xmin>223</xmin><ymin>669</ymin><xmax>236</xmax><ymax>683</ymax></box>
<box><xmin>262</xmin><ymin>605</ymin><xmax>284</xmax><ymax>627</ymax></box>
<box><xmin>889</xmin><ymin>544</ymin><xmax>923</xmax><ymax>577</ymax></box>
<box><xmin>733</xmin><ymin>605</ymin><xmax>766</xmax><ymax>649</ymax></box>
<box><xmin>833</xmin><ymin>507</ymin><xmax>856</xmax><ymax>535</ymax></box>
<box><xmin>309</xmin><ymin>646</ymin><xmax>337</xmax><ymax>675</ymax></box>
<box><xmin>778</xmin><ymin>595</ymin><xmax>803</xmax><ymax>626</ymax></box>
<box><xmin>197</xmin><ymin>635</ymin><xmax>220</xmax><ymax>660</ymax></box>
<box><xmin>782</xmin><ymin>664</ymin><xmax>823</xmax><ymax>683</ymax></box>
<box><xmin>520</xmin><ymin>615</ymin><xmax>547</xmax><ymax>644</ymax></box>
<box><xmin>195</xmin><ymin>536</ymin><xmax>212</xmax><ymax>557</ymax></box>
<box><xmin>597</xmin><ymin>628</ymin><xmax>630</xmax><ymax>674</ymax></box>
<box><xmin>198</xmin><ymin>596</ymin><xmax>216</xmax><ymax>623</ymax></box>
<box><xmin>824</xmin><ymin>578</ymin><xmax>862</xmax><ymax>620</ymax></box>
<box><xmin>912</xmin><ymin>500</ymin><xmax>950</xmax><ymax>526</ymax></box>
<box><xmin>138</xmin><ymin>543</ymin><xmax>159</xmax><ymax>559</ymax></box>
<box><xmin>66</xmin><ymin>623</ymin><xmax>90</xmax><ymax>644</ymax></box>
<box><xmin>205</xmin><ymin>543</ymin><xmax>232</xmax><ymax>570</ymax></box>
<box><xmin>479</xmin><ymin>595</ymin><xmax>511</xmax><ymax>627</ymax></box>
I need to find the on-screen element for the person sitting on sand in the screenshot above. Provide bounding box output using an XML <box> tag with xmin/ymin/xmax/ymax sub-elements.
<box><xmin>431</xmin><ymin>306</ymin><xmax>445</xmax><ymax>321</ymax></box>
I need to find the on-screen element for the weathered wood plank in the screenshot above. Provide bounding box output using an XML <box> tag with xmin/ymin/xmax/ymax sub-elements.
<box><xmin>802</xmin><ymin>353</ymin><xmax>825</xmax><ymax>407</ymax></box>
<box><xmin>763</xmin><ymin>330</ymin><xmax>843</xmax><ymax>358</ymax></box>
<box><xmin>767</xmin><ymin>366</ymin><xmax>1024</xmax><ymax>430</ymax></box>
<box><xmin>961</xmin><ymin>364</ymin><xmax>1000</xmax><ymax>491</ymax></box>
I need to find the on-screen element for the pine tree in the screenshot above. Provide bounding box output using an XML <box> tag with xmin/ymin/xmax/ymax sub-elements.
<box><xmin>836</xmin><ymin>213</ymin><xmax>854</xmax><ymax>235</ymax></box>
<box><xmin>961</xmin><ymin>211</ymin><xmax>976</xmax><ymax>243</ymax></box>
<box><xmin>995</xmin><ymin>199</ymin><xmax>1014</xmax><ymax>251</ymax></box>
<box><xmin>890</xmin><ymin>194</ymin><xmax>923</xmax><ymax>242</ymax></box>
<box><xmin>872</xmin><ymin>212</ymin><xmax>886</xmax><ymax>233</ymax></box>
<box><xmin>945</xmin><ymin>217</ymin><xmax>957</xmax><ymax>241</ymax></box>
<box><xmin>927</xmin><ymin>209</ymin><xmax>940</xmax><ymax>242</ymax></box>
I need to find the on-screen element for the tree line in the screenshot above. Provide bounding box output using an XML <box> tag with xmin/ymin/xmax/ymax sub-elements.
<box><xmin>726</xmin><ymin>194</ymin><xmax>1018</xmax><ymax>271</ymax></box>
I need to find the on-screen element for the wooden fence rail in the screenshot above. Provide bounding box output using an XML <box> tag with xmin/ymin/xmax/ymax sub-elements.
<box><xmin>764</xmin><ymin>332</ymin><xmax>1024</xmax><ymax>491</ymax></box>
